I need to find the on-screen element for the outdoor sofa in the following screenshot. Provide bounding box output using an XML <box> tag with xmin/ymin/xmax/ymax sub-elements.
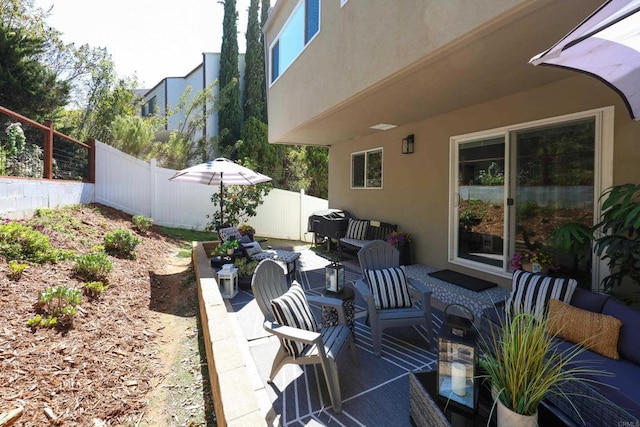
<box><xmin>338</xmin><ymin>218</ymin><xmax>397</xmax><ymax>260</ymax></box>
<box><xmin>480</xmin><ymin>270</ymin><xmax>640</xmax><ymax>426</ymax></box>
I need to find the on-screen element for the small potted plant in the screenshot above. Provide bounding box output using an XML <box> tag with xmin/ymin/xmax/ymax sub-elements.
<box><xmin>238</xmin><ymin>224</ymin><xmax>256</xmax><ymax>241</ymax></box>
<box><xmin>387</xmin><ymin>231</ymin><xmax>413</xmax><ymax>265</ymax></box>
<box><xmin>511</xmin><ymin>249</ymin><xmax>556</xmax><ymax>273</ymax></box>
<box><xmin>218</xmin><ymin>240</ymin><xmax>239</xmax><ymax>256</ymax></box>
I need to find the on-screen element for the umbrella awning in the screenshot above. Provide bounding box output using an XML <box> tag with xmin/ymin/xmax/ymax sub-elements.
<box><xmin>529</xmin><ymin>0</ymin><xmax>640</xmax><ymax>120</ymax></box>
<box><xmin>168</xmin><ymin>158</ymin><xmax>272</xmax><ymax>186</ymax></box>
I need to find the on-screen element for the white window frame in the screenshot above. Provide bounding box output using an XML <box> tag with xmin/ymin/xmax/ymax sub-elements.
<box><xmin>448</xmin><ymin>107</ymin><xmax>614</xmax><ymax>288</ymax></box>
<box><xmin>340</xmin><ymin>0</ymin><xmax>349</xmax><ymax>7</ymax></box>
<box><xmin>268</xmin><ymin>0</ymin><xmax>321</xmax><ymax>86</ymax></box>
<box><xmin>351</xmin><ymin>147</ymin><xmax>384</xmax><ymax>189</ymax></box>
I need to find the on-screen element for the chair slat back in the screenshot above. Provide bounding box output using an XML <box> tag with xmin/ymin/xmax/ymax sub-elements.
<box><xmin>251</xmin><ymin>259</ymin><xmax>290</xmax><ymax>322</ymax></box>
<box><xmin>358</xmin><ymin>240</ymin><xmax>399</xmax><ymax>272</ymax></box>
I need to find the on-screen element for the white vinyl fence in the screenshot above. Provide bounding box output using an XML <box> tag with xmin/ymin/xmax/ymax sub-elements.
<box><xmin>93</xmin><ymin>142</ymin><xmax>327</xmax><ymax>241</ymax></box>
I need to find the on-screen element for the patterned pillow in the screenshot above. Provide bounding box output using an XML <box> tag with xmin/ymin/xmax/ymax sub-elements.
<box><xmin>506</xmin><ymin>269</ymin><xmax>577</xmax><ymax>318</ymax></box>
<box><xmin>547</xmin><ymin>299</ymin><xmax>622</xmax><ymax>360</ymax></box>
<box><xmin>270</xmin><ymin>282</ymin><xmax>318</xmax><ymax>358</ymax></box>
<box><xmin>242</xmin><ymin>241</ymin><xmax>263</xmax><ymax>256</ymax></box>
<box><xmin>345</xmin><ymin>218</ymin><xmax>369</xmax><ymax>240</ymax></box>
<box><xmin>365</xmin><ymin>266</ymin><xmax>413</xmax><ymax>309</ymax></box>
<box><xmin>218</xmin><ymin>227</ymin><xmax>242</xmax><ymax>242</ymax></box>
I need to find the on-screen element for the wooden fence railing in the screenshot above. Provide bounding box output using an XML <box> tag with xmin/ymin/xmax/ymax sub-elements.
<box><xmin>0</xmin><ymin>106</ymin><xmax>95</xmax><ymax>183</ymax></box>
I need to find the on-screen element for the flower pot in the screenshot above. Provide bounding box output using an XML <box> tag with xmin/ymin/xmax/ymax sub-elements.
<box><xmin>496</xmin><ymin>398</ymin><xmax>537</xmax><ymax>427</ymax></box>
<box><xmin>227</xmin><ymin>248</ymin><xmax>234</xmax><ymax>255</ymax></box>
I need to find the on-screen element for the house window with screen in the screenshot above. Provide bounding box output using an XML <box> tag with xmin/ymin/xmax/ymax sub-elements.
<box><xmin>270</xmin><ymin>0</ymin><xmax>320</xmax><ymax>83</ymax></box>
<box><xmin>352</xmin><ymin>148</ymin><xmax>383</xmax><ymax>189</ymax></box>
<box><xmin>448</xmin><ymin>108</ymin><xmax>613</xmax><ymax>288</ymax></box>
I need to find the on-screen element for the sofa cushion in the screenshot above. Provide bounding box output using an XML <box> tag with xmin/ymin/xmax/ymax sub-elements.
<box><xmin>365</xmin><ymin>266</ymin><xmax>413</xmax><ymax>310</ymax></box>
<box><xmin>548</xmin><ymin>299</ymin><xmax>622</xmax><ymax>359</ymax></box>
<box><xmin>506</xmin><ymin>270</ymin><xmax>577</xmax><ymax>317</ymax></box>
<box><xmin>554</xmin><ymin>338</ymin><xmax>640</xmax><ymax>421</ymax></box>
<box><xmin>601</xmin><ymin>298</ymin><xmax>640</xmax><ymax>365</ymax></box>
<box><xmin>345</xmin><ymin>218</ymin><xmax>369</xmax><ymax>240</ymax></box>
<box><xmin>270</xmin><ymin>282</ymin><xmax>318</xmax><ymax>358</ymax></box>
<box><xmin>242</xmin><ymin>241</ymin><xmax>263</xmax><ymax>256</ymax></box>
<box><xmin>569</xmin><ymin>287</ymin><xmax>610</xmax><ymax>313</ymax></box>
<box><xmin>218</xmin><ymin>226</ymin><xmax>242</xmax><ymax>242</ymax></box>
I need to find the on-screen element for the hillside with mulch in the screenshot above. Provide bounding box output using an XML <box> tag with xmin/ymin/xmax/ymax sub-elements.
<box><xmin>0</xmin><ymin>204</ymin><xmax>211</xmax><ymax>426</ymax></box>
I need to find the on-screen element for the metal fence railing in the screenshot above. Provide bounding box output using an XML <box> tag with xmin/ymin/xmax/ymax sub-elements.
<box><xmin>0</xmin><ymin>106</ymin><xmax>95</xmax><ymax>182</ymax></box>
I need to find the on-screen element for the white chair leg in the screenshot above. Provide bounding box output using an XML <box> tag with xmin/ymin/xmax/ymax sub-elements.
<box><xmin>320</xmin><ymin>358</ymin><xmax>343</xmax><ymax>414</ymax></box>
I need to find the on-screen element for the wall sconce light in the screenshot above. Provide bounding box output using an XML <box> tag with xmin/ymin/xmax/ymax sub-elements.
<box><xmin>402</xmin><ymin>134</ymin><xmax>415</xmax><ymax>154</ymax></box>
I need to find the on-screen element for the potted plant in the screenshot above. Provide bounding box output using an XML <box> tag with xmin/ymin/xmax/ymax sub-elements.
<box><xmin>479</xmin><ymin>313</ymin><xmax>600</xmax><ymax>426</ymax></box>
<box><xmin>233</xmin><ymin>257</ymin><xmax>258</xmax><ymax>286</ymax></box>
<box><xmin>510</xmin><ymin>249</ymin><xmax>556</xmax><ymax>274</ymax></box>
<box><xmin>238</xmin><ymin>224</ymin><xmax>256</xmax><ymax>241</ymax></box>
<box><xmin>387</xmin><ymin>231</ymin><xmax>413</xmax><ymax>265</ymax></box>
<box><xmin>218</xmin><ymin>239</ymin><xmax>239</xmax><ymax>256</ymax></box>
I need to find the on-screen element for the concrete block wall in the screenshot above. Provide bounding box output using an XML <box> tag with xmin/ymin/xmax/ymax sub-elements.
<box><xmin>0</xmin><ymin>178</ymin><xmax>94</xmax><ymax>219</ymax></box>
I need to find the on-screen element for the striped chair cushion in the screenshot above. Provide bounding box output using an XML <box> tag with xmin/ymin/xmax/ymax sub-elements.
<box><xmin>345</xmin><ymin>218</ymin><xmax>369</xmax><ymax>240</ymax></box>
<box><xmin>506</xmin><ymin>269</ymin><xmax>577</xmax><ymax>318</ymax></box>
<box><xmin>218</xmin><ymin>226</ymin><xmax>242</xmax><ymax>242</ymax></box>
<box><xmin>270</xmin><ymin>282</ymin><xmax>318</xmax><ymax>358</ymax></box>
<box><xmin>365</xmin><ymin>266</ymin><xmax>413</xmax><ymax>310</ymax></box>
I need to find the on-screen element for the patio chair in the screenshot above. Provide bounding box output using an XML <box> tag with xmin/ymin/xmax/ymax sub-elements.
<box><xmin>217</xmin><ymin>226</ymin><xmax>301</xmax><ymax>279</ymax></box>
<box><xmin>355</xmin><ymin>240</ymin><xmax>434</xmax><ymax>356</ymax></box>
<box><xmin>251</xmin><ymin>259</ymin><xmax>358</xmax><ymax>414</ymax></box>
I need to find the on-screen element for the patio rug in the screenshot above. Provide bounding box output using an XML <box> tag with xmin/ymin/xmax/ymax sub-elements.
<box><xmin>428</xmin><ymin>269</ymin><xmax>496</xmax><ymax>292</ymax></box>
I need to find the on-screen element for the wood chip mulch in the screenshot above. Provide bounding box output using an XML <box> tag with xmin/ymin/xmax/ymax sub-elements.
<box><xmin>0</xmin><ymin>204</ymin><xmax>183</xmax><ymax>426</ymax></box>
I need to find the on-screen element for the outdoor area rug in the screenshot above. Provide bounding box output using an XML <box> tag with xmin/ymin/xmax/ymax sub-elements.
<box><xmin>428</xmin><ymin>269</ymin><xmax>497</xmax><ymax>292</ymax></box>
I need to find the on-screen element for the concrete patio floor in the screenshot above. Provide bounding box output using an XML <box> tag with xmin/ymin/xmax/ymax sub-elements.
<box><xmin>222</xmin><ymin>248</ymin><xmax>442</xmax><ymax>426</ymax></box>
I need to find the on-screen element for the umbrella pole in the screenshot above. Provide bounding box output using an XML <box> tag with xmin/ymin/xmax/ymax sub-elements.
<box><xmin>220</xmin><ymin>177</ymin><xmax>224</xmax><ymax>227</ymax></box>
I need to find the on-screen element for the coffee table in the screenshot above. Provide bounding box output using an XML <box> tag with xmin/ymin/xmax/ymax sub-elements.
<box><xmin>409</xmin><ymin>371</ymin><xmax>578</xmax><ymax>427</ymax></box>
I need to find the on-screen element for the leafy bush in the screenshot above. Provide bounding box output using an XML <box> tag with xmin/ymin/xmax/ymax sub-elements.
<box><xmin>75</xmin><ymin>252</ymin><xmax>113</xmax><ymax>281</ymax></box>
<box><xmin>7</xmin><ymin>260</ymin><xmax>28</xmax><ymax>280</ymax></box>
<box><xmin>83</xmin><ymin>281</ymin><xmax>109</xmax><ymax>298</ymax></box>
<box><xmin>104</xmin><ymin>228</ymin><xmax>141</xmax><ymax>259</ymax></box>
<box><xmin>4</xmin><ymin>122</ymin><xmax>26</xmax><ymax>157</ymax></box>
<box><xmin>132</xmin><ymin>215</ymin><xmax>153</xmax><ymax>234</ymax></box>
<box><xmin>0</xmin><ymin>221</ymin><xmax>63</xmax><ymax>263</ymax></box>
<box><xmin>27</xmin><ymin>285</ymin><xmax>82</xmax><ymax>328</ymax></box>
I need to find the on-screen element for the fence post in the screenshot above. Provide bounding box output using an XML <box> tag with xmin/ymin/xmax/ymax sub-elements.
<box><xmin>150</xmin><ymin>158</ymin><xmax>157</xmax><ymax>221</ymax></box>
<box><xmin>87</xmin><ymin>138</ymin><xmax>95</xmax><ymax>183</ymax></box>
<box><xmin>43</xmin><ymin>119</ymin><xmax>54</xmax><ymax>179</ymax></box>
<box><xmin>300</xmin><ymin>189</ymin><xmax>305</xmax><ymax>241</ymax></box>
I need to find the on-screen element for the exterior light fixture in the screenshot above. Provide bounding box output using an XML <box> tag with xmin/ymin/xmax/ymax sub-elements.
<box><xmin>402</xmin><ymin>134</ymin><xmax>415</xmax><ymax>154</ymax></box>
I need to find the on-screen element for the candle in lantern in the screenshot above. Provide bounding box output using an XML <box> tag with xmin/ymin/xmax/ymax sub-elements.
<box><xmin>451</xmin><ymin>362</ymin><xmax>467</xmax><ymax>396</ymax></box>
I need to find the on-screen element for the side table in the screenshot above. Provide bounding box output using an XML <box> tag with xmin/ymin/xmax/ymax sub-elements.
<box><xmin>321</xmin><ymin>287</ymin><xmax>355</xmax><ymax>335</ymax></box>
<box><xmin>217</xmin><ymin>267</ymin><xmax>239</xmax><ymax>299</ymax></box>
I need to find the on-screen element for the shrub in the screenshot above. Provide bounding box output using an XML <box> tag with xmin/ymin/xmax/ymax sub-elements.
<box><xmin>104</xmin><ymin>228</ymin><xmax>141</xmax><ymax>259</ymax></box>
<box><xmin>132</xmin><ymin>215</ymin><xmax>153</xmax><ymax>234</ymax></box>
<box><xmin>7</xmin><ymin>260</ymin><xmax>27</xmax><ymax>280</ymax></box>
<box><xmin>27</xmin><ymin>285</ymin><xmax>82</xmax><ymax>328</ymax></box>
<box><xmin>0</xmin><ymin>221</ymin><xmax>62</xmax><ymax>263</ymax></box>
<box><xmin>83</xmin><ymin>281</ymin><xmax>109</xmax><ymax>298</ymax></box>
<box><xmin>75</xmin><ymin>252</ymin><xmax>113</xmax><ymax>281</ymax></box>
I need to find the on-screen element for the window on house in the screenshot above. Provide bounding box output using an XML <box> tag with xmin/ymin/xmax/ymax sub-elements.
<box><xmin>270</xmin><ymin>0</ymin><xmax>320</xmax><ymax>83</ymax></box>
<box><xmin>142</xmin><ymin>96</ymin><xmax>157</xmax><ymax>117</ymax></box>
<box><xmin>449</xmin><ymin>108</ymin><xmax>613</xmax><ymax>288</ymax></box>
<box><xmin>352</xmin><ymin>148</ymin><xmax>383</xmax><ymax>189</ymax></box>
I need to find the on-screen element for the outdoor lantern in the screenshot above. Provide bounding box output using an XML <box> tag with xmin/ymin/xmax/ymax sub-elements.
<box><xmin>437</xmin><ymin>304</ymin><xmax>478</xmax><ymax>412</ymax></box>
<box><xmin>402</xmin><ymin>134</ymin><xmax>415</xmax><ymax>154</ymax></box>
<box><xmin>325</xmin><ymin>261</ymin><xmax>345</xmax><ymax>293</ymax></box>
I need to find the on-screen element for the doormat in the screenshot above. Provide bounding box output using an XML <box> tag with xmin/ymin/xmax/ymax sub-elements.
<box><xmin>428</xmin><ymin>269</ymin><xmax>497</xmax><ymax>292</ymax></box>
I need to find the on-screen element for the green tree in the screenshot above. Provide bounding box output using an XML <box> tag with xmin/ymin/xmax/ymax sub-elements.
<box><xmin>243</xmin><ymin>0</ymin><xmax>265</xmax><ymax>121</ymax></box>
<box><xmin>0</xmin><ymin>23</ymin><xmax>70</xmax><ymax>119</ymax></box>
<box><xmin>109</xmin><ymin>115</ymin><xmax>155</xmax><ymax>158</ymax></box>
<box><xmin>218</xmin><ymin>0</ymin><xmax>242</xmax><ymax>155</ymax></box>
<box><xmin>305</xmin><ymin>146</ymin><xmax>328</xmax><ymax>199</ymax></box>
<box><xmin>260</xmin><ymin>0</ymin><xmax>270</xmax><ymax>122</ymax></box>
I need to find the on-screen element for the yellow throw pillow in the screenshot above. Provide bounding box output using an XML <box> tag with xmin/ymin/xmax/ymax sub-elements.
<box><xmin>547</xmin><ymin>298</ymin><xmax>622</xmax><ymax>360</ymax></box>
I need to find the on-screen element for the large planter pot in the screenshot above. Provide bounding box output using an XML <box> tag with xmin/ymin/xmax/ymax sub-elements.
<box><xmin>496</xmin><ymin>399</ymin><xmax>537</xmax><ymax>427</ymax></box>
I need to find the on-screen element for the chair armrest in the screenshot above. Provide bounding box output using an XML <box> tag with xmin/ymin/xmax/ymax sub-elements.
<box><xmin>355</xmin><ymin>278</ymin><xmax>378</xmax><ymax>320</ymax></box>
<box><xmin>407</xmin><ymin>278</ymin><xmax>433</xmax><ymax>317</ymax></box>
<box><xmin>307</xmin><ymin>295</ymin><xmax>347</xmax><ymax>325</ymax></box>
<box><xmin>263</xmin><ymin>320</ymin><xmax>322</xmax><ymax>345</ymax></box>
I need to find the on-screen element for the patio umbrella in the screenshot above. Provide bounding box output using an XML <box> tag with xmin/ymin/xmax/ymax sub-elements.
<box><xmin>168</xmin><ymin>157</ymin><xmax>272</xmax><ymax>225</ymax></box>
<box><xmin>529</xmin><ymin>0</ymin><xmax>640</xmax><ymax>120</ymax></box>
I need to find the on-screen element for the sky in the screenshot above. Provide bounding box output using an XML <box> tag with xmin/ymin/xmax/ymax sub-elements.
<box><xmin>34</xmin><ymin>0</ymin><xmax>256</xmax><ymax>89</ymax></box>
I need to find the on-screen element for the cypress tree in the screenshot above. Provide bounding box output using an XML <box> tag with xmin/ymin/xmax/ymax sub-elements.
<box><xmin>218</xmin><ymin>0</ymin><xmax>242</xmax><ymax>155</ymax></box>
<box><xmin>260</xmin><ymin>0</ymin><xmax>270</xmax><ymax>123</ymax></box>
<box><xmin>243</xmin><ymin>0</ymin><xmax>265</xmax><ymax>121</ymax></box>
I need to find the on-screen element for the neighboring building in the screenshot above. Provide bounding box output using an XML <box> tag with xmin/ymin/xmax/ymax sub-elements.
<box><xmin>263</xmin><ymin>0</ymin><xmax>640</xmax><ymax>290</ymax></box>
<box><xmin>141</xmin><ymin>52</ymin><xmax>246</xmax><ymax>146</ymax></box>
